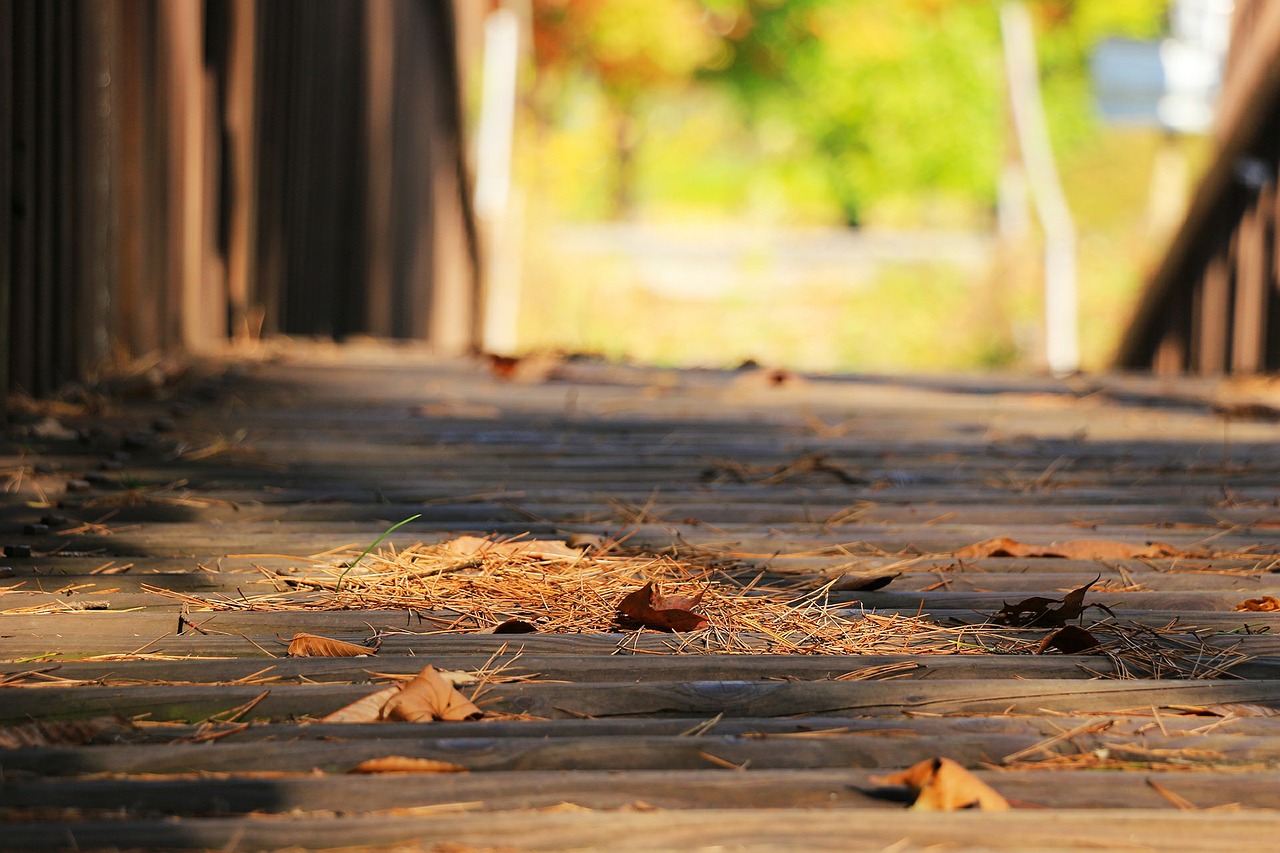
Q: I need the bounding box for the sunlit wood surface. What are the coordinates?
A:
[6,343,1280,849]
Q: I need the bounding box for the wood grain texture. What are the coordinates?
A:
[6,348,1280,848]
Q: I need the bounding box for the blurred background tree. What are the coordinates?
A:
[516,0,1193,371]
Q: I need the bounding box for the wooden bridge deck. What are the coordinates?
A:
[5,343,1280,850]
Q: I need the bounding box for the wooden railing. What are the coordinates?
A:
[1116,0,1280,374]
[1,0,479,408]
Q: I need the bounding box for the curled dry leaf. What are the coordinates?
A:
[287,632,378,658]
[481,618,537,634]
[829,572,899,592]
[1237,596,1280,612]
[382,665,484,722]
[957,537,1182,560]
[991,576,1102,628]
[871,757,1009,811]
[349,756,468,774]
[322,685,401,724]
[1036,625,1101,654]
[322,665,483,723]
[616,581,708,632]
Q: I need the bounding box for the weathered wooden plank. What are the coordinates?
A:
[7,808,1280,852]
[5,768,1279,817]
[7,650,1252,685]
[5,729,1278,778]
[3,678,1279,725]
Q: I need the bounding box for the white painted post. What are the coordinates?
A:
[475,8,522,354]
[1001,2,1079,376]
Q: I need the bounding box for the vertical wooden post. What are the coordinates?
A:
[1195,244,1232,374]
[1232,187,1273,372]
[0,0,13,417]
[9,1,36,394]
[160,0,213,352]
[75,0,119,380]
[364,0,395,336]
[425,0,480,353]
[224,0,257,341]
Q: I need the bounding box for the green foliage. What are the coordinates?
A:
[528,0,1169,226]
[705,0,1005,225]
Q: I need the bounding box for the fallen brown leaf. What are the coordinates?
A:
[382,665,484,722]
[829,572,900,592]
[322,665,483,723]
[287,632,378,658]
[871,757,1009,811]
[616,582,708,632]
[957,537,1182,560]
[1036,625,1101,654]
[481,618,538,634]
[991,576,1103,628]
[322,685,401,724]
[349,756,468,774]
[1237,596,1280,612]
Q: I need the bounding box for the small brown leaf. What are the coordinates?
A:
[1053,575,1101,622]
[616,582,708,632]
[1036,625,1101,654]
[380,665,483,722]
[1237,596,1280,612]
[991,576,1101,628]
[287,633,377,658]
[871,757,1009,811]
[349,756,468,774]
[829,572,900,592]
[481,618,537,634]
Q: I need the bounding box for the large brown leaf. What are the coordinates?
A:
[871,757,1009,811]
[381,665,484,722]
[286,633,377,658]
[322,665,482,723]
[957,537,1181,560]
[1237,596,1280,612]
[616,582,708,632]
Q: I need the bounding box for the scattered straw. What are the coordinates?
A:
[153,536,987,656]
